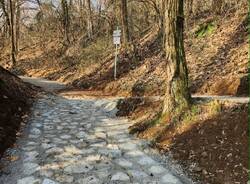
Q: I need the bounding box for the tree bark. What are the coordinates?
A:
[86,0,93,39]
[0,0,10,38]
[9,0,16,66]
[162,0,191,115]
[61,0,70,44]
[15,0,20,53]
[121,0,130,45]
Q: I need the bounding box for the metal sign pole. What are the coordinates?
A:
[113,27,121,80]
[114,43,118,80]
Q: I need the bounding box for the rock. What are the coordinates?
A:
[56,175,74,183]
[32,123,43,128]
[128,170,148,179]
[115,158,133,168]
[119,142,137,150]
[31,128,41,135]
[22,146,36,151]
[60,135,71,139]
[137,156,156,166]
[24,151,39,162]
[78,176,100,184]
[64,162,93,174]
[85,154,102,162]
[42,178,59,184]
[98,148,122,158]
[23,163,40,175]
[111,172,130,181]
[46,147,63,154]
[76,131,88,139]
[17,177,40,184]
[40,170,54,177]
[95,132,107,139]
[148,165,167,174]
[161,174,180,183]
[42,143,55,150]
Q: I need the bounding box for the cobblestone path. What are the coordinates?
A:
[0,93,187,184]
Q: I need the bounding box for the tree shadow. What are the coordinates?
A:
[11,45,80,82]
[167,105,248,184]
[71,35,162,90]
[190,16,248,94]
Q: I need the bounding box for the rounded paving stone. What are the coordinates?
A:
[77,176,100,184]
[111,172,130,181]
[64,162,93,174]
[42,178,59,184]
[149,165,168,174]
[17,177,40,184]
[23,163,40,175]
[56,175,74,183]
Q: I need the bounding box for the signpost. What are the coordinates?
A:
[113,28,121,80]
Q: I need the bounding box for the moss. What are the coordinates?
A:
[195,22,216,38]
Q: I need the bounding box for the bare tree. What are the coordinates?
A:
[121,0,130,45]
[86,0,93,39]
[9,0,16,65]
[15,0,20,52]
[61,0,70,44]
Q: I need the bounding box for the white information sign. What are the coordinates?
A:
[113,36,121,45]
[113,29,121,45]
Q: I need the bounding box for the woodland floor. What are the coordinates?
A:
[116,97,248,184]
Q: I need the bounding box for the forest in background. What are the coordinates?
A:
[0,0,248,183]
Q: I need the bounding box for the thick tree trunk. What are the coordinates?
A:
[121,0,130,45]
[9,0,16,66]
[86,0,93,39]
[162,0,191,115]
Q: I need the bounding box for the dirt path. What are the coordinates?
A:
[0,77,192,184]
[20,76,66,92]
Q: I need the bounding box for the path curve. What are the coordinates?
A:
[0,77,192,184]
[20,76,66,92]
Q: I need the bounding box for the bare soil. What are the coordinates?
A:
[117,99,248,184]
[0,67,37,157]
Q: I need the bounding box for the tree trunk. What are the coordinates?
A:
[0,0,11,38]
[9,0,16,66]
[61,0,70,44]
[121,0,130,45]
[15,0,20,53]
[162,0,191,115]
[86,0,93,39]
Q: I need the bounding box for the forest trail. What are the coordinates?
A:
[21,77,249,104]
[0,77,190,184]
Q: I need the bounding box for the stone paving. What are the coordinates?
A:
[0,94,186,184]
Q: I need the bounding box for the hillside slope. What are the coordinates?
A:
[0,3,247,97]
[0,67,37,157]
